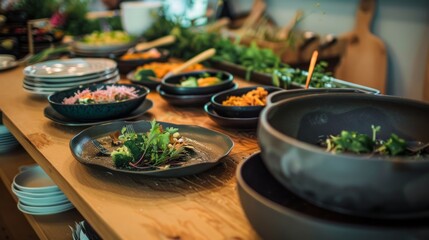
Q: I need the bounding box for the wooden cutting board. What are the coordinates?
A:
[424,48,429,102]
[335,0,387,94]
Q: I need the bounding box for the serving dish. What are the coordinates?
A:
[157,83,238,107]
[211,86,281,118]
[44,99,153,127]
[204,102,259,129]
[237,153,429,240]
[70,120,234,177]
[258,93,429,218]
[48,83,149,121]
[160,70,234,95]
[116,48,170,74]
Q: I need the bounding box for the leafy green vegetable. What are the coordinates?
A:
[111,120,190,170]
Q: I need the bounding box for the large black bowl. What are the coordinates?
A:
[237,153,429,240]
[211,86,282,118]
[48,83,149,121]
[160,70,233,95]
[258,93,429,219]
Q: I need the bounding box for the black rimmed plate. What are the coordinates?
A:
[157,83,238,107]
[116,49,169,74]
[204,102,258,129]
[127,70,160,90]
[70,120,234,177]
[237,153,429,240]
[44,99,153,127]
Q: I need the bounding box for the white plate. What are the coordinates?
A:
[24,68,117,83]
[72,39,136,52]
[23,58,117,78]
[0,54,18,71]
[18,201,74,215]
[11,184,63,198]
[13,166,60,193]
[24,70,119,87]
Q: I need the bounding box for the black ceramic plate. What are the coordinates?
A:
[157,83,238,107]
[44,99,153,126]
[160,70,233,95]
[116,49,169,74]
[237,153,429,240]
[70,120,234,177]
[204,102,258,129]
[127,70,160,90]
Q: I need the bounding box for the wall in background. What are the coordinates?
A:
[230,0,429,100]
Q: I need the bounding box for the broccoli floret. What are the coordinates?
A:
[111,146,133,168]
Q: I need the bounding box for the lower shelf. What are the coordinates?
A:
[0,147,84,240]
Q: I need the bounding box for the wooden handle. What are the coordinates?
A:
[240,0,266,32]
[170,48,216,75]
[305,50,319,89]
[355,0,376,33]
[277,10,303,40]
[206,17,231,32]
[134,35,176,52]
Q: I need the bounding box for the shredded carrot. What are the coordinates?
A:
[222,87,268,106]
[135,62,204,79]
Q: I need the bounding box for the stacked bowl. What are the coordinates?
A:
[157,70,237,107]
[205,86,281,129]
[23,58,119,96]
[12,165,74,215]
[236,90,429,239]
[0,123,19,153]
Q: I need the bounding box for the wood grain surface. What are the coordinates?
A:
[0,66,261,240]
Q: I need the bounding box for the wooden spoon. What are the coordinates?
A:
[129,35,176,53]
[168,48,216,76]
[276,10,303,40]
[305,50,319,89]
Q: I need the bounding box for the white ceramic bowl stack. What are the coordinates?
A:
[0,124,19,153]
[22,58,119,96]
[12,165,74,215]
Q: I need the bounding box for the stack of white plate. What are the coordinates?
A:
[0,124,19,153]
[12,165,74,215]
[23,58,119,95]
[71,40,135,58]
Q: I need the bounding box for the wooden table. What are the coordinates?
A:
[0,66,260,239]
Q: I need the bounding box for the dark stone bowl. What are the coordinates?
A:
[258,93,429,219]
[160,70,233,95]
[211,86,282,118]
[48,83,149,121]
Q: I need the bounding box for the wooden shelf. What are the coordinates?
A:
[0,147,84,240]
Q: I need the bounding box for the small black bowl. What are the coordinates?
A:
[48,83,150,121]
[157,83,238,107]
[161,70,234,95]
[127,70,160,90]
[204,102,258,129]
[116,49,169,74]
[211,86,282,118]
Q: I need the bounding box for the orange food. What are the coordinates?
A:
[197,77,221,87]
[135,62,204,79]
[222,87,268,106]
[120,49,162,60]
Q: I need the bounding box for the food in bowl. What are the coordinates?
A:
[62,85,139,105]
[222,87,268,106]
[82,31,134,45]
[120,48,161,61]
[134,62,204,81]
[179,72,222,87]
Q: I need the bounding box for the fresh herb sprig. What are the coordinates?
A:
[111,120,189,170]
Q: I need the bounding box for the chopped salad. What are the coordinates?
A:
[62,85,139,105]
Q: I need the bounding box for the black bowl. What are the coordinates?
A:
[211,86,282,118]
[116,49,169,74]
[237,153,429,240]
[160,70,233,95]
[204,102,258,129]
[267,88,373,105]
[48,83,149,121]
[127,70,160,90]
[258,93,429,218]
[157,83,238,107]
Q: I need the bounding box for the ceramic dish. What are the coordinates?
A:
[0,54,18,71]
[70,120,234,177]
[237,153,429,240]
[211,86,282,118]
[13,166,60,193]
[24,68,118,83]
[116,48,170,74]
[23,58,117,78]
[160,70,234,95]
[127,70,160,89]
[11,184,64,198]
[48,83,149,121]
[18,201,74,215]
[157,83,238,107]
[204,102,258,129]
[44,99,153,126]
[18,195,70,207]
